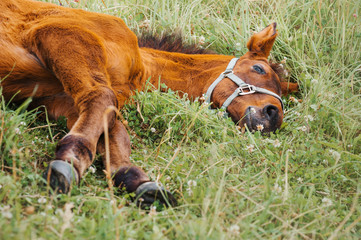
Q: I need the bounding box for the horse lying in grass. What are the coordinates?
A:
[0,0,298,207]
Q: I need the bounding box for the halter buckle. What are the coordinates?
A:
[237,84,256,95]
[222,70,234,75]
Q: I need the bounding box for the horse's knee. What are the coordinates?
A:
[77,86,118,121]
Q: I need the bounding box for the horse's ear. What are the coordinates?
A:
[280,82,299,96]
[246,22,278,59]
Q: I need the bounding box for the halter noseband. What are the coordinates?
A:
[205,58,284,115]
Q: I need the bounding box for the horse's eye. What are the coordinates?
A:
[253,65,266,75]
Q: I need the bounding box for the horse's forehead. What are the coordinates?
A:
[236,58,270,71]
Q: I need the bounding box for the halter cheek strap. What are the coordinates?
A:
[205,58,284,115]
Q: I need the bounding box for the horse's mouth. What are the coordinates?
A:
[240,106,281,133]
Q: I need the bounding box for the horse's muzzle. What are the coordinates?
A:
[243,105,281,132]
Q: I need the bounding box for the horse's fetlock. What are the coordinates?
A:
[56,135,94,168]
[113,166,149,193]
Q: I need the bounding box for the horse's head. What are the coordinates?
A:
[209,23,298,132]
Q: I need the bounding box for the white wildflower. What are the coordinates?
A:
[283,69,289,77]
[322,159,328,165]
[45,204,53,210]
[150,127,156,133]
[297,177,303,183]
[187,187,193,196]
[245,144,255,153]
[20,122,26,126]
[326,93,335,98]
[293,111,301,117]
[310,104,318,111]
[186,180,197,196]
[256,124,264,131]
[305,115,314,122]
[55,208,63,215]
[14,128,21,134]
[250,107,256,114]
[329,150,341,162]
[38,197,47,204]
[296,126,307,132]
[187,180,197,187]
[2,211,13,219]
[149,206,157,216]
[311,79,318,84]
[199,96,206,101]
[217,18,224,23]
[217,111,225,117]
[52,216,59,225]
[235,42,241,47]
[274,183,282,194]
[273,139,281,147]
[198,36,205,45]
[109,200,115,205]
[89,166,96,174]
[1,205,12,219]
[322,197,333,207]
[139,19,150,29]
[228,224,240,236]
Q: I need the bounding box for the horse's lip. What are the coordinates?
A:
[243,107,254,130]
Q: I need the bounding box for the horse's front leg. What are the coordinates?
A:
[26,25,120,193]
[97,121,177,207]
[28,25,176,206]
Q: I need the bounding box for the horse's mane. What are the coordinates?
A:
[137,32,214,54]
[137,32,288,82]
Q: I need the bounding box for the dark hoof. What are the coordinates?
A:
[43,160,79,194]
[135,182,177,208]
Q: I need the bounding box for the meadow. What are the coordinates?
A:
[0,0,360,239]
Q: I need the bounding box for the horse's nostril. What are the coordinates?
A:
[263,104,278,119]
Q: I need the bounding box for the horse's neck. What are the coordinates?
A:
[139,48,234,98]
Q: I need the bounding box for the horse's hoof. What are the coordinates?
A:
[135,182,177,208]
[43,160,79,194]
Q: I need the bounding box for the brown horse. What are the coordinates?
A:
[0,0,298,206]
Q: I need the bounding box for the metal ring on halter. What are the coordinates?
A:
[237,84,256,96]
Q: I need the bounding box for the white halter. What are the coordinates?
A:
[205,58,284,115]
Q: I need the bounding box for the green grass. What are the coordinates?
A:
[1,0,360,239]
